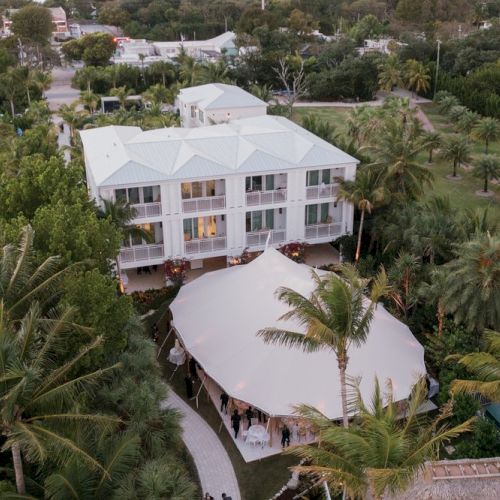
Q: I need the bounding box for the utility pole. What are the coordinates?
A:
[261,0,265,10]
[433,39,441,99]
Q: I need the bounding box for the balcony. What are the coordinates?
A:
[246,189,287,206]
[306,184,339,200]
[130,202,162,219]
[182,195,226,213]
[246,229,286,247]
[185,236,227,255]
[119,243,164,264]
[305,223,342,240]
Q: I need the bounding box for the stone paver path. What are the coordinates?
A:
[162,391,241,500]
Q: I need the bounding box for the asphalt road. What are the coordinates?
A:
[45,66,80,111]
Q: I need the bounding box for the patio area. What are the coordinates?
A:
[195,368,317,463]
[303,243,339,267]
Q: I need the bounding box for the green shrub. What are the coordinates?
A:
[131,286,179,314]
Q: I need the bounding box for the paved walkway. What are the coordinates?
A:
[162,391,241,500]
[45,66,80,111]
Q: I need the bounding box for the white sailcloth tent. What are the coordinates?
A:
[170,249,426,420]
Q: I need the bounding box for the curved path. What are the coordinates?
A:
[162,391,241,500]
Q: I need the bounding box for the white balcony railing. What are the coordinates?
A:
[184,236,227,255]
[306,184,339,200]
[130,202,162,219]
[246,229,286,247]
[246,189,287,206]
[119,243,164,263]
[182,195,226,213]
[305,223,342,240]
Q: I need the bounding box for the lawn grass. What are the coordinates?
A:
[155,324,297,500]
[292,104,500,217]
[292,107,351,136]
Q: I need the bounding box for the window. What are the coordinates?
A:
[322,169,330,184]
[192,182,203,198]
[265,209,274,229]
[246,210,274,232]
[265,175,275,191]
[190,106,196,118]
[198,109,204,123]
[143,186,153,203]
[305,205,318,225]
[206,180,216,197]
[307,170,319,186]
[246,175,262,192]
[181,183,191,199]
[320,203,329,223]
[128,188,140,204]
[115,189,126,202]
[183,218,199,241]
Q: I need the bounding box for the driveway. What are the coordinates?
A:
[45,66,80,111]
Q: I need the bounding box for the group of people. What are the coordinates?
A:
[136,265,158,275]
[204,494,232,500]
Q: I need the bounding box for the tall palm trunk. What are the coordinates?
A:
[12,442,26,494]
[428,148,433,163]
[453,159,457,177]
[355,208,365,263]
[485,139,489,154]
[338,354,349,428]
[26,88,31,106]
[483,175,488,193]
[9,98,15,117]
[437,302,444,336]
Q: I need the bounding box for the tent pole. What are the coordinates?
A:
[195,374,207,409]
[157,327,173,359]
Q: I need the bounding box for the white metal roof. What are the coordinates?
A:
[80,115,358,188]
[170,248,427,419]
[153,31,236,50]
[178,83,268,110]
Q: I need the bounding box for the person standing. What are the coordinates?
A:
[184,374,194,399]
[220,392,229,414]
[281,424,291,448]
[231,410,241,439]
[222,494,232,500]
[245,406,253,429]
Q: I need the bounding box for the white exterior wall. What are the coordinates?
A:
[177,96,267,128]
[95,163,356,270]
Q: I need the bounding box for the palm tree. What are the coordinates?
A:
[437,95,460,115]
[98,199,153,279]
[473,155,500,193]
[290,378,473,500]
[455,110,479,137]
[197,61,232,85]
[338,168,386,262]
[59,102,86,139]
[378,55,404,91]
[149,61,175,87]
[257,265,388,428]
[473,117,500,154]
[110,86,134,110]
[75,66,99,93]
[443,233,500,332]
[250,83,273,103]
[142,84,170,106]
[80,90,99,114]
[448,329,500,400]
[369,118,433,200]
[418,266,449,336]
[179,55,201,87]
[0,67,22,116]
[301,114,338,144]
[448,105,468,122]
[0,226,121,494]
[441,134,471,178]
[421,130,441,163]
[405,59,431,97]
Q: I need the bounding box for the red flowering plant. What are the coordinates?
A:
[164,258,190,286]
[227,247,253,266]
[278,241,307,263]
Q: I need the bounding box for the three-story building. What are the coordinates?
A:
[80,115,358,272]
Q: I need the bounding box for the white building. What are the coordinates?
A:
[154,31,237,60]
[80,115,358,272]
[112,31,237,65]
[176,84,268,127]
